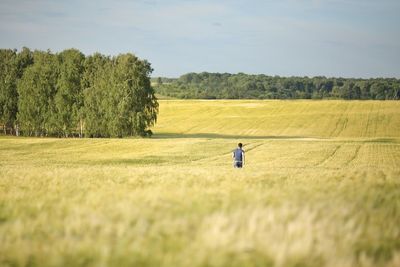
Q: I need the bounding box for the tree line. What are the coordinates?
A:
[153,72,400,100]
[0,48,158,137]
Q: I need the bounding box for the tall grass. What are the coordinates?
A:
[1,100,399,267]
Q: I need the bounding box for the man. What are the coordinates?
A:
[232,143,245,168]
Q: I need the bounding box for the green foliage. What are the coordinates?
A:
[55,49,85,137]
[82,53,111,137]
[0,48,158,137]
[0,49,19,134]
[83,53,158,137]
[17,50,58,136]
[154,72,400,100]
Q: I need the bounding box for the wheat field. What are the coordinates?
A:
[1,100,400,267]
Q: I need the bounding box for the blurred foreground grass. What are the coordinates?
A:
[1,100,400,267]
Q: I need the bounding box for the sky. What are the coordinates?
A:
[0,0,399,78]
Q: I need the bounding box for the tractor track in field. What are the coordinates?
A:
[188,141,266,164]
[329,103,351,138]
[316,143,343,167]
[244,142,265,153]
[345,144,362,166]
[363,104,374,137]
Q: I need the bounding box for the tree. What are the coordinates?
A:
[55,49,85,137]
[16,47,34,78]
[0,49,18,135]
[1,48,159,137]
[83,53,158,137]
[106,53,158,137]
[393,84,400,100]
[82,53,111,137]
[17,50,58,136]
[154,72,400,100]
[370,82,386,100]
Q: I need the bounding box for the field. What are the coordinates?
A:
[1,100,400,267]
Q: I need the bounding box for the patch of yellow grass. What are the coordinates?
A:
[155,100,400,138]
[0,100,399,267]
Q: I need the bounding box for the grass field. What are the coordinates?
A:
[1,100,400,267]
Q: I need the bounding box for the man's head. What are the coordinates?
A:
[238,143,243,148]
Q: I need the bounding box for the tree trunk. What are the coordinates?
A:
[80,119,83,138]
[15,124,19,137]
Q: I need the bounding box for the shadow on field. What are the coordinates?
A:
[153,132,309,140]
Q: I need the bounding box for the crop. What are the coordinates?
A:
[1,100,399,267]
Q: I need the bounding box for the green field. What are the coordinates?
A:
[1,100,400,267]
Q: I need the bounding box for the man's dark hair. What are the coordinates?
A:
[238,143,243,148]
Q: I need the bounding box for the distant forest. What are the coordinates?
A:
[153,72,400,100]
[0,48,158,137]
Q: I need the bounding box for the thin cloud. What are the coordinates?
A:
[0,0,399,78]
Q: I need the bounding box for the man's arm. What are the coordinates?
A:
[242,151,245,165]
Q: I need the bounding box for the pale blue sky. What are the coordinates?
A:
[1,0,399,78]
